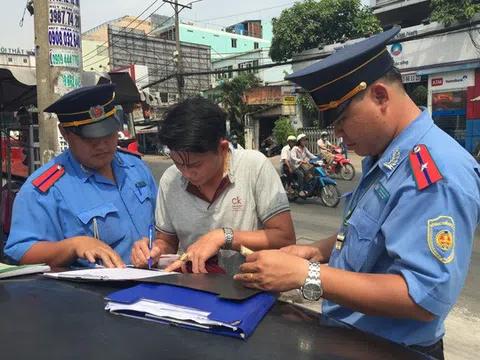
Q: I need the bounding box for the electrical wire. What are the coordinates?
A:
[82,0,160,62]
[84,7,175,68]
[19,0,30,27]
[196,2,295,22]
[83,2,167,66]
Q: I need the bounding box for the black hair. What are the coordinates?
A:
[353,66,404,102]
[380,66,403,85]
[158,96,227,153]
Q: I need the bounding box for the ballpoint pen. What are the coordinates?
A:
[148,224,153,269]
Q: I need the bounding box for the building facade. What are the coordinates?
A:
[151,20,271,59]
[212,48,292,88]
[0,47,35,68]
[291,17,480,154]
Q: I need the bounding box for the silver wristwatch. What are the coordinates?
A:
[301,261,323,301]
[222,228,234,250]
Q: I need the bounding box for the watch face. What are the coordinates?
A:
[303,283,323,301]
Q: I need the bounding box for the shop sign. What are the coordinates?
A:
[0,47,34,55]
[429,70,474,90]
[245,87,283,105]
[283,95,296,105]
[402,74,421,84]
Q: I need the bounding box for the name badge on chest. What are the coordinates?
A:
[373,181,390,203]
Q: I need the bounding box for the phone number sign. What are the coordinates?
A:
[48,26,80,49]
[49,4,80,28]
[50,49,80,68]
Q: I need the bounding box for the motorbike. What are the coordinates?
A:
[281,158,341,208]
[156,145,171,159]
[260,136,282,158]
[325,146,356,181]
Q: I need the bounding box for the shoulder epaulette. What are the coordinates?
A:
[409,144,443,190]
[117,147,142,159]
[32,164,66,193]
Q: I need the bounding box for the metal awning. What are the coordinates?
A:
[136,124,158,134]
[0,66,37,111]
[97,71,142,104]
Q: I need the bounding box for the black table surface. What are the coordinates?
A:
[0,276,431,360]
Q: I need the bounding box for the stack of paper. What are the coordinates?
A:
[106,299,238,331]
[0,262,51,279]
[44,267,176,281]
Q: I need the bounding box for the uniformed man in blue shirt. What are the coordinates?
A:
[234,28,480,359]
[4,84,157,268]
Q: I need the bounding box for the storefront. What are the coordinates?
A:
[427,69,474,148]
[385,24,480,153]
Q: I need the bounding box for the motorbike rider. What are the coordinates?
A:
[317,131,335,165]
[280,135,297,187]
[291,134,315,197]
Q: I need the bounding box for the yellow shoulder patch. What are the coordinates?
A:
[427,216,455,264]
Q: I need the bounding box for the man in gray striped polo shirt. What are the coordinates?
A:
[131,97,295,275]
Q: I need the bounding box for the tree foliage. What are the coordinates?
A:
[272,116,297,146]
[216,72,262,126]
[269,0,382,62]
[431,0,480,27]
[215,72,262,145]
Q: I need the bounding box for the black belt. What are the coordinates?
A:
[409,338,444,360]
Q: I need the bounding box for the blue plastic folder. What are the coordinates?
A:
[105,283,277,339]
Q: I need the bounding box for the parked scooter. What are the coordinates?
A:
[281,157,341,207]
[260,136,282,157]
[156,145,171,159]
[325,146,356,181]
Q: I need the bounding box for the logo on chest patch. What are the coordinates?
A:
[231,196,243,211]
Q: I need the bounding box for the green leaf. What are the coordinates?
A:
[269,0,382,62]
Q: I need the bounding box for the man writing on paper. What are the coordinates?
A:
[131,97,295,275]
[5,84,157,268]
[234,29,480,359]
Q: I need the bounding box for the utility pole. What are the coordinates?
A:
[174,0,184,101]
[34,0,59,164]
[163,0,200,101]
[34,0,83,164]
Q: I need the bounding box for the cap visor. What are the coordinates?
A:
[322,99,352,127]
[72,114,122,139]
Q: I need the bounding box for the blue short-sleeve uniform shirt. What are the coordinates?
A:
[5,149,158,266]
[322,109,480,346]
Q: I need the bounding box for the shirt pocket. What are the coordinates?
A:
[76,203,126,248]
[129,183,155,221]
[344,206,379,272]
[132,184,154,204]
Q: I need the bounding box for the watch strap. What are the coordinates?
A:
[222,227,234,250]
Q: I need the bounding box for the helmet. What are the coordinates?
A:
[297,134,307,142]
[231,135,238,139]
[287,135,296,142]
[321,131,328,137]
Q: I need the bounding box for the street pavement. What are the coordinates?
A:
[144,153,479,360]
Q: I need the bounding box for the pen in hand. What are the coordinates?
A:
[148,224,153,269]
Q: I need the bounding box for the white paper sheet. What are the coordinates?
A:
[44,267,177,281]
[106,299,237,330]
